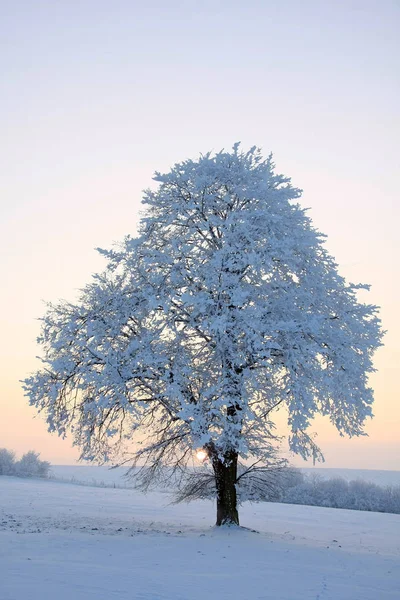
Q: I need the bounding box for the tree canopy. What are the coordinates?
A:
[23,145,383,524]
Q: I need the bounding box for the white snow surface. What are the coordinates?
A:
[1,476,399,600]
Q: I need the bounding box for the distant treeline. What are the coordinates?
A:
[176,465,400,515]
[0,448,50,478]
[2,450,399,515]
[280,472,400,514]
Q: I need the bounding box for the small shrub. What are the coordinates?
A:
[282,473,400,514]
[0,448,51,479]
[14,451,51,478]
[0,448,16,475]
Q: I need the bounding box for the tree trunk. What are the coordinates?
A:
[212,450,239,526]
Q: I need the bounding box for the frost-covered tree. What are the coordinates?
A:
[23,145,383,525]
[15,451,51,478]
[0,448,16,475]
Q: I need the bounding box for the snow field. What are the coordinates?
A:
[1,476,399,600]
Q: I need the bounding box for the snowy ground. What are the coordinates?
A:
[1,477,399,600]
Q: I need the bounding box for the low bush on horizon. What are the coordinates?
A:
[171,464,400,515]
[130,462,400,515]
[0,448,50,479]
[172,466,400,514]
[282,473,400,514]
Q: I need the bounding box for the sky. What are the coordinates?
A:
[1,0,399,469]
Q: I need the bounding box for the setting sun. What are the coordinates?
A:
[196,449,207,462]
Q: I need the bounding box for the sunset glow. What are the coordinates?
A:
[196,450,207,462]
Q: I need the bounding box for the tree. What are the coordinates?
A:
[0,448,16,475]
[15,451,51,478]
[23,145,383,525]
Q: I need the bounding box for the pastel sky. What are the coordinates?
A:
[1,1,399,469]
